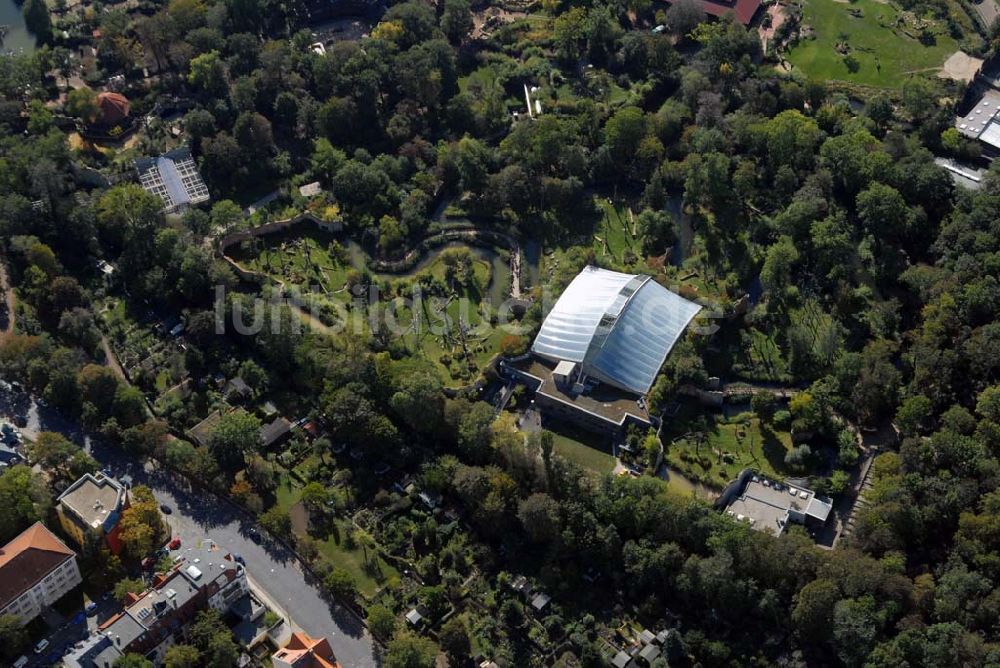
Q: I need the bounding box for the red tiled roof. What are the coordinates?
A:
[275,632,342,668]
[97,91,131,125]
[0,522,75,609]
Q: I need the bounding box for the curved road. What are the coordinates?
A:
[0,388,379,668]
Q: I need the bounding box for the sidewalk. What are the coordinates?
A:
[248,574,294,647]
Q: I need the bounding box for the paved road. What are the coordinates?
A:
[974,0,999,28]
[0,386,379,668]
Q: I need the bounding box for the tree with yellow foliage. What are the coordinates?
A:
[119,486,165,559]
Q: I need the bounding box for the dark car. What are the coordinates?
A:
[160,504,172,514]
[247,527,261,543]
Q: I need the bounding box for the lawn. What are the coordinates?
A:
[232,229,356,294]
[547,425,618,474]
[594,197,639,264]
[664,415,794,488]
[315,518,401,599]
[785,0,959,87]
[274,473,302,514]
[235,229,512,385]
[273,473,400,599]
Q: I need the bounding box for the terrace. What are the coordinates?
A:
[723,474,833,536]
[510,358,652,431]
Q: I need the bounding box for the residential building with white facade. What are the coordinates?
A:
[0,522,82,625]
[65,539,250,667]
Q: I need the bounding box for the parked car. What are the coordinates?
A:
[34,638,50,654]
[13,655,28,668]
[233,553,245,566]
[85,602,98,616]
[168,537,181,550]
[160,504,172,514]
[247,527,261,543]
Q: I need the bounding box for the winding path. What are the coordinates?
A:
[219,214,527,303]
[0,259,15,335]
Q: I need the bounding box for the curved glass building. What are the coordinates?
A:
[531,266,702,395]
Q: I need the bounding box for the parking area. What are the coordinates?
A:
[13,589,120,667]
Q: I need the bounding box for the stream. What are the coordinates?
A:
[660,465,719,500]
[1,0,37,55]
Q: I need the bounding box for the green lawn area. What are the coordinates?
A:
[274,472,302,513]
[786,0,959,87]
[232,229,356,294]
[547,426,617,474]
[594,197,639,264]
[664,415,794,488]
[231,228,511,385]
[315,518,401,599]
[273,474,399,599]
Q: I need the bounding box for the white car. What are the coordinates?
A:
[34,638,50,654]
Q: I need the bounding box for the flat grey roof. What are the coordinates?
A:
[102,610,146,650]
[516,358,651,426]
[612,650,633,668]
[64,634,123,668]
[956,89,1000,140]
[725,477,831,535]
[639,644,661,662]
[58,473,126,530]
[981,121,1000,150]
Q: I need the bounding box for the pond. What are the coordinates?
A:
[666,197,691,267]
[660,464,718,500]
[521,238,542,289]
[1,0,37,55]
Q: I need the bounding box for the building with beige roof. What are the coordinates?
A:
[57,472,130,554]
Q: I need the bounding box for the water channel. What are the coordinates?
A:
[1,0,37,55]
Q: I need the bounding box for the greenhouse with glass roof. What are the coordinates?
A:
[531,266,702,396]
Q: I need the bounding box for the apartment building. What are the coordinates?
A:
[66,539,250,667]
[0,522,82,625]
[57,473,130,554]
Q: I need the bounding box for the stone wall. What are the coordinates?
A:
[218,212,343,283]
